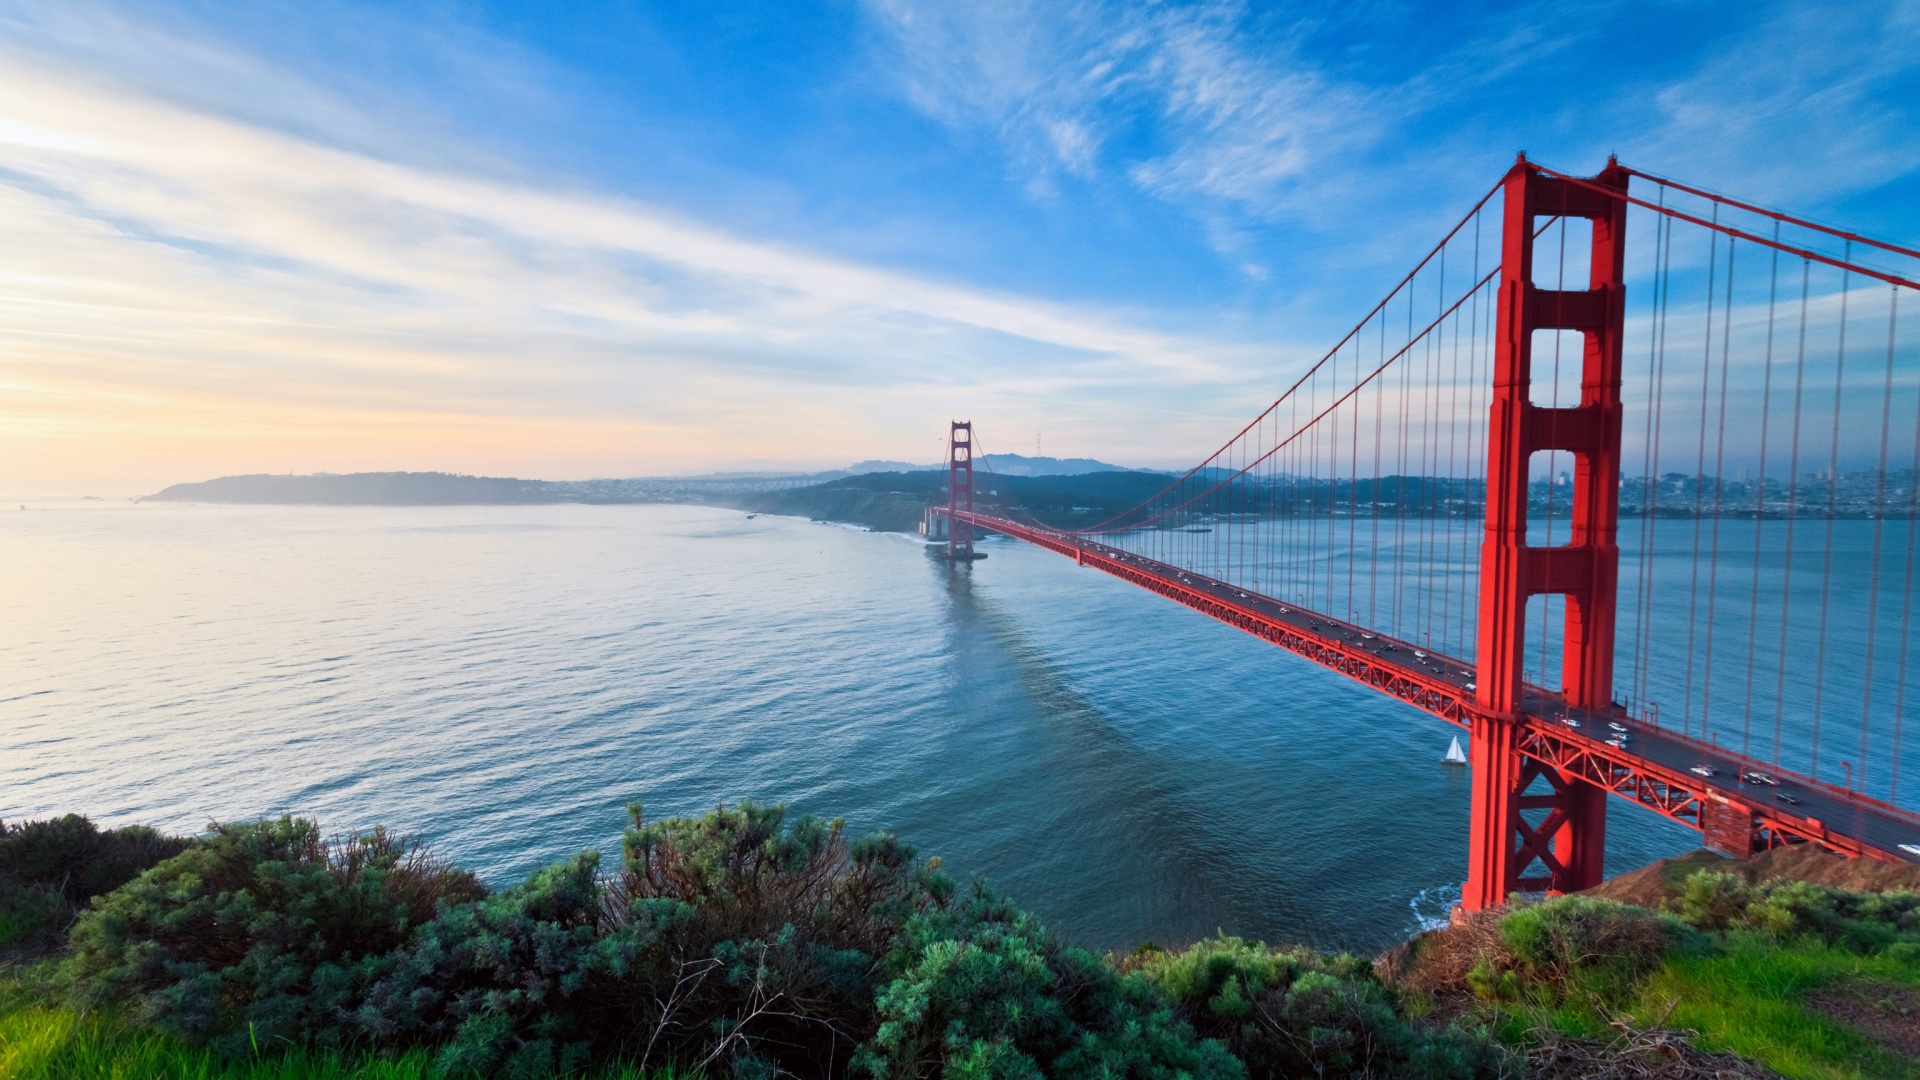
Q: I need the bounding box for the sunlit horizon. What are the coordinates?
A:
[3,1,1915,495]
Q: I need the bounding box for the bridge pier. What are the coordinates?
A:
[1466,155,1628,910]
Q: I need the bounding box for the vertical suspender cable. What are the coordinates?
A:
[1636,206,1674,715]
[1891,305,1919,805]
[1701,240,1737,741]
[1684,223,1722,737]
[1742,228,1783,756]
[1370,306,1386,627]
[1460,218,1485,658]
[1811,249,1853,781]
[1395,289,1412,638]
[1349,337,1362,621]
[1859,286,1900,793]
[1774,262,1812,767]
[1442,254,1466,656]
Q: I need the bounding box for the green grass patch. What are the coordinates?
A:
[1634,932,1920,1080]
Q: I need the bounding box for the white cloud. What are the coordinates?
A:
[0,35,1285,483]
[864,0,1377,219]
[1630,1,1920,208]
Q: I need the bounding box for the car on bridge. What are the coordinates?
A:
[1742,771,1777,786]
[1690,764,1717,777]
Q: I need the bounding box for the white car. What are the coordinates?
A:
[1901,844,1920,858]
[1690,764,1717,778]
[1608,722,1627,733]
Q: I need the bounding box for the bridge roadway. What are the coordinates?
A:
[952,511,1920,868]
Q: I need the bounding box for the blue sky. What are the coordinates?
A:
[1,0,1916,489]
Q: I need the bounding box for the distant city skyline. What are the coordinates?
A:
[1,1,1916,496]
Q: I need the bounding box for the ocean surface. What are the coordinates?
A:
[4,498,1787,954]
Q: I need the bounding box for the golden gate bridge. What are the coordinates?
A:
[930,155,1920,912]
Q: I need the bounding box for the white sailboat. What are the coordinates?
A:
[1442,736,1468,766]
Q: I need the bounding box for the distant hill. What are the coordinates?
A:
[143,454,1157,509]
[738,469,1173,533]
[144,472,569,505]
[138,466,1172,535]
[831,454,1152,478]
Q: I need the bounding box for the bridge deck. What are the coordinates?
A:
[955,511,1920,868]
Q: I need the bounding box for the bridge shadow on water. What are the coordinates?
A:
[918,559,1369,954]
[904,540,1702,956]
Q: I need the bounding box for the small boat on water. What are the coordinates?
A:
[1442,736,1468,766]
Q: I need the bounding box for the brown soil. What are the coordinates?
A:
[1586,850,1734,908]
[1805,981,1920,1059]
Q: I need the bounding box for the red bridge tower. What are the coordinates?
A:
[1467,156,1630,909]
[947,420,976,561]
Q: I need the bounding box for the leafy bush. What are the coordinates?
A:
[1673,870,1920,952]
[858,884,1243,1080]
[0,815,190,949]
[1137,935,1505,1080]
[1,814,191,905]
[1495,896,1682,993]
[0,883,68,950]
[65,816,483,1056]
[355,851,610,1079]
[353,801,954,1078]
[606,800,954,1078]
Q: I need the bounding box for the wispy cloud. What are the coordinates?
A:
[864,0,1379,217]
[1629,1,1920,208]
[0,25,1280,487]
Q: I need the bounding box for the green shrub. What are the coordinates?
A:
[0,884,67,949]
[1673,871,1753,933]
[605,800,953,1078]
[1139,935,1505,1079]
[1673,869,1920,952]
[65,816,482,1057]
[857,884,1242,1080]
[0,814,190,905]
[354,801,954,1078]
[1494,895,1681,996]
[0,815,191,950]
[356,851,610,1079]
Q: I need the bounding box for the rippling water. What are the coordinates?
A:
[2,501,1703,952]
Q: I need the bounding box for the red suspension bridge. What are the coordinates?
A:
[931,156,1920,911]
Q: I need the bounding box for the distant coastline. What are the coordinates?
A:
[142,462,1917,533]
[138,458,1166,533]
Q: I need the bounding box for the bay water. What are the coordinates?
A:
[5,501,1740,952]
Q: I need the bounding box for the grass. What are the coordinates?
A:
[1631,932,1920,1080]
[1463,931,1920,1080]
[0,964,692,1080]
